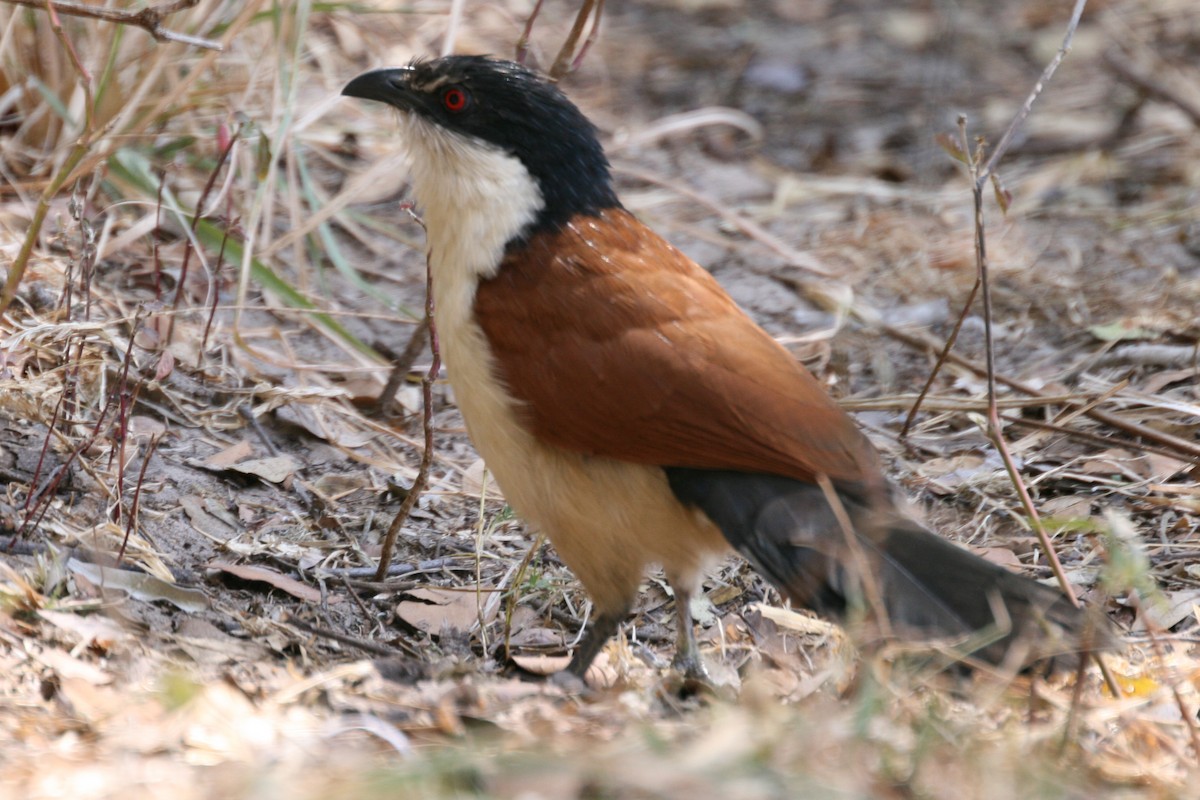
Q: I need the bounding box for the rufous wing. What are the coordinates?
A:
[473,208,881,490]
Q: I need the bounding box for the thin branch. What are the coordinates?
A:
[902,0,1088,427]
[977,0,1089,184]
[1103,48,1200,129]
[885,324,1200,462]
[373,317,430,416]
[0,0,223,50]
[900,269,980,439]
[375,208,438,581]
[514,0,545,64]
[548,0,602,80]
[816,474,892,639]
[1130,595,1200,760]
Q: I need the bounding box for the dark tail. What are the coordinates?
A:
[666,468,1106,669]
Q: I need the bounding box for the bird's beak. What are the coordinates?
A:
[342,67,416,109]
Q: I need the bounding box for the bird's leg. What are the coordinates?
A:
[566,608,626,678]
[669,582,709,681]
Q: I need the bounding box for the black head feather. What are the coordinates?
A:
[344,55,620,234]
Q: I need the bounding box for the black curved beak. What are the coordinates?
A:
[342,67,416,109]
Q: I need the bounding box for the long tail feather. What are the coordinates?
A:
[667,467,1107,669]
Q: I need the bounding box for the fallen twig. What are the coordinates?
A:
[0,0,223,50]
[901,0,1090,428]
[1103,48,1200,128]
[374,207,438,581]
[885,324,1200,463]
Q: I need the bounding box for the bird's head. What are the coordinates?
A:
[343,55,619,238]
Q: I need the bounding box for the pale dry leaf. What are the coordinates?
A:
[507,627,567,648]
[511,652,620,688]
[916,453,988,487]
[31,645,113,685]
[68,559,209,613]
[975,547,1023,568]
[752,603,837,636]
[275,402,376,449]
[1088,321,1156,342]
[154,349,175,381]
[688,591,719,627]
[511,653,571,676]
[310,472,372,498]
[204,440,254,468]
[175,683,289,764]
[1133,589,1200,632]
[55,677,125,728]
[127,415,167,440]
[1079,448,1137,477]
[38,609,132,649]
[1144,453,1191,482]
[396,586,497,634]
[208,562,336,605]
[461,457,492,498]
[224,455,300,483]
[1141,368,1197,395]
[173,622,272,666]
[1041,495,1094,519]
[180,495,238,539]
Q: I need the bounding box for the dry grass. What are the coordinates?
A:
[1,0,1199,797]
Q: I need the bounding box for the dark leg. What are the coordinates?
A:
[566,609,626,678]
[669,582,709,681]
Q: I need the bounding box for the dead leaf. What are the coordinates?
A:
[975,547,1022,568]
[38,609,131,649]
[1141,368,1197,394]
[507,627,567,648]
[512,653,571,676]
[180,495,237,538]
[1041,495,1094,519]
[224,455,300,483]
[396,586,497,634]
[462,458,495,498]
[751,603,837,636]
[1079,448,1137,477]
[30,645,114,685]
[154,349,175,381]
[917,454,989,487]
[275,403,376,449]
[209,562,336,604]
[174,617,272,665]
[512,653,618,688]
[310,472,371,498]
[127,415,167,440]
[1088,321,1156,341]
[1144,453,1191,482]
[1133,589,1200,632]
[204,440,254,469]
[688,592,719,627]
[68,559,209,613]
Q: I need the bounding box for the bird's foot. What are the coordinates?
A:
[663,652,716,698]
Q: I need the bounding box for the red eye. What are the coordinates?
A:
[442,87,469,112]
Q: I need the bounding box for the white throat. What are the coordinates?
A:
[395,113,544,484]
[400,114,544,286]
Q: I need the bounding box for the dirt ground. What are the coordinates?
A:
[1,0,1199,797]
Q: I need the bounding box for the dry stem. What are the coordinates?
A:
[0,0,222,49]
[374,209,439,581]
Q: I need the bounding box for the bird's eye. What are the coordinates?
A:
[441,87,470,112]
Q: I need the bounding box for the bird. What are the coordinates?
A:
[342,55,1101,682]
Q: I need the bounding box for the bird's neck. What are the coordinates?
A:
[402,115,543,292]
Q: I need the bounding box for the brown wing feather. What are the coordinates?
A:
[474,208,882,489]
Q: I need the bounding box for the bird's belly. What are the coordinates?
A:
[437,313,728,612]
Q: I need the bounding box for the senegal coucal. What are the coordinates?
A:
[342,55,1098,680]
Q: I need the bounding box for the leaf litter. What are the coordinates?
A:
[1,0,1199,796]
